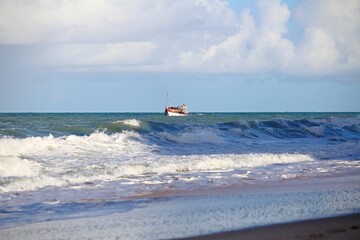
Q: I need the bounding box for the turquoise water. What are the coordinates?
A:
[1,112,359,138]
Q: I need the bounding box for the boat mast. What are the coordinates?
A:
[166,91,171,107]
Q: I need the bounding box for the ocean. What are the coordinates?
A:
[1,112,360,239]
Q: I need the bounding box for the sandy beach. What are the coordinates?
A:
[1,207,359,240]
[185,214,360,240]
[1,174,359,240]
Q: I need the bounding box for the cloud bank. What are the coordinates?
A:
[0,0,359,76]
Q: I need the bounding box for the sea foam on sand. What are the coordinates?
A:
[1,174,359,240]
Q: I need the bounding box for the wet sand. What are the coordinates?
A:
[183,214,360,240]
[0,174,359,240]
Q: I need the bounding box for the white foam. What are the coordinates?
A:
[114,119,142,128]
[3,129,358,194]
[0,131,153,192]
[113,153,314,177]
[0,131,145,160]
[231,171,251,179]
[0,133,315,193]
[0,156,41,178]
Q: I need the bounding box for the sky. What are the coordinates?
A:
[0,0,359,112]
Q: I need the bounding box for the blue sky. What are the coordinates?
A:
[0,0,359,112]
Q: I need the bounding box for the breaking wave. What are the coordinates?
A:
[0,129,315,192]
[113,119,142,128]
[0,113,359,193]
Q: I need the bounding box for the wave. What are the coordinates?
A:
[0,156,41,178]
[218,117,360,140]
[159,127,225,144]
[113,153,314,176]
[113,119,142,128]
[0,130,315,192]
[1,114,359,141]
[0,131,153,192]
[105,117,360,149]
[0,131,146,157]
[1,131,359,193]
[1,114,359,193]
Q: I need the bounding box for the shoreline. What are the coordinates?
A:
[183,213,360,240]
[1,173,359,240]
[127,171,360,200]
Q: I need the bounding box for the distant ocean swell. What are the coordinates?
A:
[0,113,360,194]
[1,114,360,139]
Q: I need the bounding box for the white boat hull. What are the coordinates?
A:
[166,111,188,116]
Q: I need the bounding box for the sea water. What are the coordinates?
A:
[0,112,360,236]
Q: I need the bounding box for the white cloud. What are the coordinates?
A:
[41,42,157,68]
[0,0,236,44]
[293,0,360,74]
[0,0,238,70]
[0,0,359,76]
[295,27,340,73]
[179,0,295,73]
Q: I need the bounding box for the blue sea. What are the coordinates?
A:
[0,112,360,239]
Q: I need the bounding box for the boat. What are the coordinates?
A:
[165,104,189,116]
[165,93,189,116]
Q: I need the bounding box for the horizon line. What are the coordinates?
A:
[1,111,359,114]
